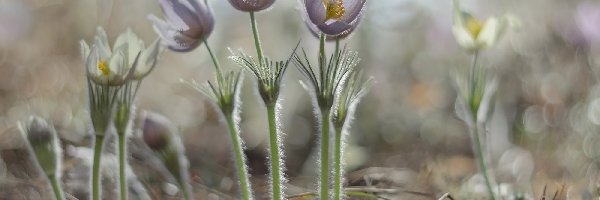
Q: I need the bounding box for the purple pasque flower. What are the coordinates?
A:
[148,0,214,52]
[228,0,275,12]
[303,0,366,36]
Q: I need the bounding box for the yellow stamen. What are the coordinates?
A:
[466,16,484,38]
[97,59,110,76]
[324,0,345,21]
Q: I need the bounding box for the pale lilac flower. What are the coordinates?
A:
[228,0,275,12]
[576,2,600,45]
[148,0,214,52]
[303,0,366,36]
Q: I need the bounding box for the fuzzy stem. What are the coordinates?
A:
[179,178,191,200]
[118,132,128,200]
[203,40,224,83]
[333,126,343,200]
[468,52,496,200]
[92,135,105,200]
[49,174,65,200]
[266,104,283,199]
[225,113,253,200]
[249,12,264,64]
[472,122,496,200]
[319,108,331,200]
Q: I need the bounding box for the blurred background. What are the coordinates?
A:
[1,0,600,199]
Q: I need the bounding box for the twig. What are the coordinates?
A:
[438,192,455,200]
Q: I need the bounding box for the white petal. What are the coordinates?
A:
[95,27,112,56]
[134,38,161,79]
[79,40,90,61]
[476,17,502,49]
[452,26,477,50]
[110,47,128,79]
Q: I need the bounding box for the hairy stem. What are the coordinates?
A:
[118,132,128,200]
[266,104,283,199]
[92,135,105,200]
[468,52,495,200]
[320,109,331,200]
[48,175,65,200]
[471,122,496,200]
[225,113,253,200]
[249,12,264,64]
[334,126,343,200]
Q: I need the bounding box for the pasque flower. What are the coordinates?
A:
[303,0,366,36]
[148,0,214,52]
[228,0,275,12]
[80,27,139,86]
[452,0,517,52]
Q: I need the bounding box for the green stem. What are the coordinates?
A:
[92,135,105,200]
[203,40,224,83]
[319,33,326,65]
[469,52,479,114]
[118,133,128,200]
[179,178,191,200]
[49,175,65,200]
[468,52,495,200]
[333,126,343,200]
[266,104,282,200]
[225,113,252,200]
[249,12,264,64]
[320,109,331,200]
[472,123,496,200]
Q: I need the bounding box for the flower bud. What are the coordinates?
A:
[19,116,62,177]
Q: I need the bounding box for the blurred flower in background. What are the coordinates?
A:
[0,0,32,47]
[148,0,214,52]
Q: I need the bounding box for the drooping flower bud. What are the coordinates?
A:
[228,0,275,12]
[18,116,62,177]
[141,111,192,199]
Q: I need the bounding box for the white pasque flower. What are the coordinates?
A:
[80,27,133,86]
[452,0,518,52]
[112,28,162,80]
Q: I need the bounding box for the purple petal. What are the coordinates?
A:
[305,0,326,24]
[228,0,275,12]
[317,20,352,35]
[341,0,366,23]
[170,0,203,32]
[158,0,190,30]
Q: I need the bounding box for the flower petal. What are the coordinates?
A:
[79,40,90,61]
[158,0,191,31]
[305,0,326,24]
[476,17,501,49]
[94,27,111,56]
[317,20,352,35]
[452,26,476,50]
[110,45,128,78]
[134,38,162,79]
[341,0,366,23]
[228,0,275,12]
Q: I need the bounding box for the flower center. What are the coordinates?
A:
[466,17,484,38]
[324,0,345,21]
[97,59,110,76]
